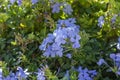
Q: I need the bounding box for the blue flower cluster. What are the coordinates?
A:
[51,2,73,15]
[39,18,80,57]
[9,0,73,15]
[98,14,118,28]
[0,67,46,80]
[110,53,120,75]
[10,0,39,5]
[9,0,22,6]
[78,66,97,80]
[98,16,104,28]
[97,53,120,75]
[1,67,29,80]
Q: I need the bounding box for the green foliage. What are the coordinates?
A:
[1,0,120,79]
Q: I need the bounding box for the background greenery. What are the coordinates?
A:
[1,0,120,80]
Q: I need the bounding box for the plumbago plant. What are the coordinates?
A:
[1,0,120,80]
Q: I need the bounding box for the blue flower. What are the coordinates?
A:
[51,2,61,13]
[118,37,120,42]
[66,53,72,59]
[39,33,55,51]
[117,37,120,50]
[51,2,73,15]
[0,68,2,80]
[37,69,45,80]
[56,49,63,57]
[97,58,106,66]
[52,43,63,56]
[10,0,16,4]
[31,0,38,4]
[88,70,97,78]
[63,3,73,15]
[43,45,54,57]
[78,66,97,80]
[3,67,29,80]
[116,71,120,75]
[98,16,104,28]
[17,0,22,6]
[16,67,29,79]
[116,54,120,62]
[110,53,116,61]
[64,70,70,80]
[4,72,17,80]
[111,14,117,24]
[57,18,77,28]
[109,53,120,75]
[117,43,120,50]
[72,41,80,48]
[110,53,120,63]
[53,28,67,45]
